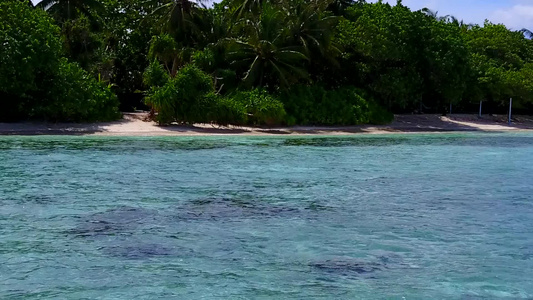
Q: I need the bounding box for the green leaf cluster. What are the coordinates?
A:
[0,0,119,122]
[5,0,533,124]
[280,85,392,125]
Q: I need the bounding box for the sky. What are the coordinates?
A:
[370,0,533,30]
[31,0,533,31]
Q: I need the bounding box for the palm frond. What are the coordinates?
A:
[521,28,533,39]
[36,0,56,10]
[243,55,262,85]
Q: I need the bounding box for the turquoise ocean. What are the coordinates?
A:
[1,133,532,299]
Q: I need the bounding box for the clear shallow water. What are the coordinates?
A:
[1,133,532,299]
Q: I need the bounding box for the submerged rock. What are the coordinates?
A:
[67,207,181,260]
[310,257,384,276]
[174,198,302,221]
[68,206,156,237]
[310,252,414,279]
[102,242,177,260]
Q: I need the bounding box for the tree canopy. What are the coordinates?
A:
[2,0,533,123]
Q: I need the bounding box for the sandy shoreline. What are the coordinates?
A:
[1,113,532,136]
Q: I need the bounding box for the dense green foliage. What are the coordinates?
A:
[3,0,533,123]
[0,0,119,121]
[145,65,214,124]
[281,85,393,125]
[145,65,285,125]
[229,89,286,125]
[40,59,120,121]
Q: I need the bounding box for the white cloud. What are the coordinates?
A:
[370,0,533,30]
[491,4,533,30]
[29,0,533,30]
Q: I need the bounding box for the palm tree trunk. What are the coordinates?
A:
[171,56,179,77]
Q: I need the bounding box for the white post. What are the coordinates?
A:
[508,98,513,125]
[479,100,483,118]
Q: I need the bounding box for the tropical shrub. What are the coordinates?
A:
[0,0,62,120]
[61,16,104,71]
[214,69,239,93]
[143,61,170,88]
[192,48,216,72]
[0,0,120,122]
[35,59,121,122]
[144,78,179,124]
[228,89,287,125]
[367,101,395,125]
[209,95,248,126]
[280,85,392,125]
[145,65,215,124]
[145,66,286,126]
[6,0,533,123]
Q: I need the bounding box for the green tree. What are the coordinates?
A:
[464,22,533,109]
[335,1,470,112]
[335,2,424,110]
[97,0,161,109]
[285,0,339,58]
[284,0,341,83]
[1,0,62,120]
[0,0,119,121]
[61,16,104,71]
[36,0,104,23]
[147,0,207,44]
[228,2,309,88]
[225,0,274,19]
[327,0,354,15]
[145,65,215,124]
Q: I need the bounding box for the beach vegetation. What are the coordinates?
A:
[0,0,119,122]
[2,0,533,123]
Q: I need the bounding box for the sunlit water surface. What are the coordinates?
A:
[1,133,533,299]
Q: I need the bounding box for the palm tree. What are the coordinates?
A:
[520,28,533,39]
[421,8,440,19]
[228,0,273,19]
[147,0,209,46]
[285,0,339,58]
[421,9,475,33]
[436,14,474,29]
[326,0,354,15]
[228,3,309,87]
[144,0,212,78]
[36,0,103,21]
[439,14,456,23]
[20,0,34,7]
[285,0,341,81]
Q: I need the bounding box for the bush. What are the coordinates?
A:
[148,34,178,63]
[145,65,215,124]
[143,61,170,88]
[367,101,394,125]
[144,67,284,126]
[229,89,286,125]
[214,69,238,93]
[0,0,120,122]
[61,16,104,71]
[145,79,178,124]
[209,94,248,126]
[280,85,393,125]
[192,48,216,72]
[34,59,120,122]
[0,0,62,120]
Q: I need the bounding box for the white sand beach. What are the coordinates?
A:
[1,113,532,136]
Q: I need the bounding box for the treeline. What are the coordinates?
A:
[1,0,533,124]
